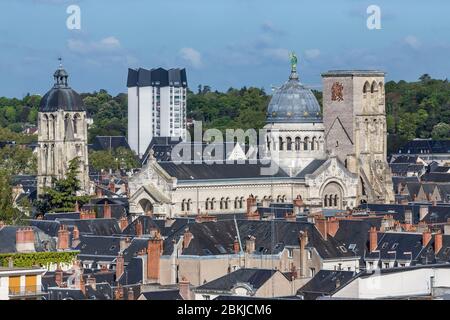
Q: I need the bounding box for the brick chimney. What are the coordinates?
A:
[116,253,124,281]
[285,212,297,222]
[183,228,193,249]
[57,225,70,250]
[293,195,304,215]
[135,219,143,237]
[179,277,192,300]
[299,230,308,278]
[55,264,63,287]
[314,215,328,240]
[114,286,124,300]
[103,202,112,219]
[109,180,115,193]
[120,237,132,253]
[435,231,443,254]
[246,195,259,220]
[245,235,256,254]
[422,229,432,247]
[127,287,135,300]
[119,216,128,231]
[369,227,378,252]
[233,237,240,254]
[195,213,218,223]
[96,187,103,198]
[16,227,35,253]
[147,235,163,282]
[71,225,79,240]
[86,275,96,290]
[327,217,339,237]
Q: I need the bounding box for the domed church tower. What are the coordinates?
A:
[264,53,327,176]
[37,60,89,195]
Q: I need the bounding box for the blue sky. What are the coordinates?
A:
[1,0,449,97]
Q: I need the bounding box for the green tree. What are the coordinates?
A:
[35,157,90,213]
[0,169,23,223]
[431,122,450,140]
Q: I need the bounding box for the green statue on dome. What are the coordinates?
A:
[289,51,298,73]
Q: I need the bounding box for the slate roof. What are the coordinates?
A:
[421,206,450,224]
[139,289,183,300]
[76,235,122,259]
[195,268,280,293]
[158,161,289,181]
[366,232,436,264]
[118,257,144,285]
[391,155,419,164]
[0,226,56,253]
[28,219,61,237]
[127,67,187,88]
[296,270,357,300]
[59,218,121,236]
[91,136,132,152]
[390,164,424,175]
[398,140,450,154]
[296,159,327,178]
[421,173,450,183]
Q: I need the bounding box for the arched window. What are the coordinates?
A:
[371,81,377,93]
[324,195,328,207]
[42,114,49,140]
[181,199,186,211]
[334,195,338,207]
[311,137,316,151]
[239,197,244,209]
[187,199,192,211]
[286,137,292,151]
[234,197,239,209]
[205,198,210,210]
[73,114,79,135]
[295,137,301,151]
[211,198,215,210]
[225,197,229,210]
[220,197,225,210]
[266,137,271,151]
[363,81,370,94]
[304,137,309,151]
[279,137,284,151]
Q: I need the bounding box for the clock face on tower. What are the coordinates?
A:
[331,82,344,101]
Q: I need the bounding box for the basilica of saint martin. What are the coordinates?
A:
[128,59,394,217]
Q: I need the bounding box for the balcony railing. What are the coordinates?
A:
[8,285,43,297]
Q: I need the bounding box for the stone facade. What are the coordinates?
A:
[37,65,89,195]
[322,71,394,204]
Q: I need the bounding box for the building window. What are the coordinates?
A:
[307,250,312,260]
[310,268,316,277]
[288,248,293,258]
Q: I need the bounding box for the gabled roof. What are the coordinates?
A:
[366,232,435,264]
[296,270,357,300]
[195,268,281,293]
[91,136,132,152]
[139,290,183,300]
[59,218,121,236]
[0,226,56,253]
[421,172,450,183]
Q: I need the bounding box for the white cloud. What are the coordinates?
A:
[67,36,121,54]
[404,35,421,49]
[304,49,321,59]
[262,48,290,62]
[179,47,203,68]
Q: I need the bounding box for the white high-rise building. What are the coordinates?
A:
[127,67,188,157]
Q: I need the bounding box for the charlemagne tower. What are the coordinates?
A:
[37,62,89,195]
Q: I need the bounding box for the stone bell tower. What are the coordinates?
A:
[37,61,89,195]
[321,70,394,204]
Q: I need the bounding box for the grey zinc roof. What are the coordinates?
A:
[158,161,289,180]
[296,270,357,300]
[296,159,327,178]
[266,76,322,124]
[195,268,280,292]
